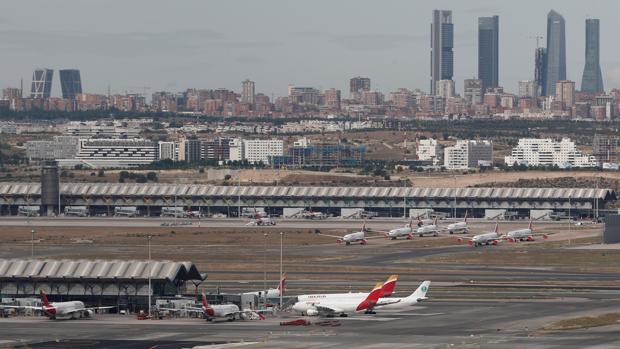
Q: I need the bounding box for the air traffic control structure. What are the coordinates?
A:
[0,182,614,218]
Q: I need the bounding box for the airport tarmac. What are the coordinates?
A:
[1,298,620,348]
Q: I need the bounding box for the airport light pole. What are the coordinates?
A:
[263,232,268,305]
[279,232,283,310]
[147,235,152,318]
[31,229,35,259]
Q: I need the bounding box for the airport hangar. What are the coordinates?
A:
[0,259,209,311]
[0,182,614,218]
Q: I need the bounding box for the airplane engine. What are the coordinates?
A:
[85,309,95,317]
[306,309,319,316]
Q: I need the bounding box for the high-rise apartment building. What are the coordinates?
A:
[59,69,82,99]
[464,79,483,105]
[288,86,320,105]
[444,140,493,170]
[478,16,499,91]
[430,10,454,95]
[30,68,53,99]
[556,80,575,109]
[323,88,341,111]
[437,80,456,99]
[241,79,255,105]
[349,77,371,100]
[535,47,548,96]
[544,10,566,96]
[581,19,604,94]
[519,80,538,98]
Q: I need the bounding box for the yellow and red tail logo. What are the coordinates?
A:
[356,282,383,311]
[39,289,50,307]
[381,275,398,297]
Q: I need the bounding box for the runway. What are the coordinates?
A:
[2,298,620,348]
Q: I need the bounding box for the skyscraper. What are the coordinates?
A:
[535,47,548,96]
[59,69,82,99]
[349,77,371,100]
[478,16,499,91]
[581,19,604,93]
[30,68,53,99]
[430,10,454,95]
[544,10,566,96]
[241,79,255,105]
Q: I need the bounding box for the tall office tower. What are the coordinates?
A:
[535,48,548,95]
[30,68,53,99]
[430,10,454,95]
[478,16,499,91]
[544,10,566,96]
[241,79,255,105]
[581,19,604,93]
[59,69,82,99]
[349,77,371,100]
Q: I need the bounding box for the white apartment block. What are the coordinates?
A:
[26,136,80,160]
[416,138,441,164]
[505,138,597,168]
[444,140,493,170]
[242,139,284,165]
[158,141,183,161]
[58,138,158,168]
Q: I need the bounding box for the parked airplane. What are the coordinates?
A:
[0,290,115,320]
[459,223,501,247]
[302,209,327,220]
[446,211,469,234]
[416,218,440,237]
[321,223,371,245]
[504,221,548,242]
[243,274,286,299]
[297,275,398,303]
[246,209,276,226]
[292,281,385,317]
[383,220,415,240]
[371,281,431,311]
[412,214,434,226]
[179,292,264,321]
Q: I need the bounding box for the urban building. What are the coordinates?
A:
[241,139,284,165]
[323,88,341,111]
[361,91,384,106]
[26,136,80,160]
[556,80,575,110]
[437,80,456,99]
[544,10,566,96]
[2,88,22,99]
[581,18,604,94]
[505,138,597,168]
[272,138,365,169]
[288,86,320,105]
[151,92,177,112]
[389,89,416,110]
[430,10,454,95]
[416,138,441,164]
[519,80,538,98]
[59,69,82,99]
[535,47,548,96]
[158,142,177,161]
[66,138,159,168]
[241,79,255,106]
[592,134,619,164]
[443,140,493,170]
[30,68,53,99]
[464,79,483,105]
[65,121,140,139]
[478,16,499,91]
[349,77,371,100]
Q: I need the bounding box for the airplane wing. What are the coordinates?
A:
[0,305,41,310]
[313,304,344,316]
[182,306,205,314]
[156,307,185,313]
[373,299,402,307]
[318,233,345,239]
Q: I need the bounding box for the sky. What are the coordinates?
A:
[2,0,620,98]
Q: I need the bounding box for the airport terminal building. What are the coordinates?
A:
[0,182,614,218]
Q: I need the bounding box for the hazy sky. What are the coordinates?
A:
[3,0,620,97]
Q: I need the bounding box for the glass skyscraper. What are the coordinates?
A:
[430,10,453,95]
[581,19,604,93]
[478,16,499,91]
[30,68,53,99]
[544,10,566,96]
[59,69,83,99]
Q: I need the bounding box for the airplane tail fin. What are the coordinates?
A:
[277,273,286,295]
[381,274,398,297]
[39,289,50,307]
[464,210,468,223]
[404,281,431,304]
[201,291,208,308]
[494,222,499,233]
[356,282,383,311]
[528,220,533,231]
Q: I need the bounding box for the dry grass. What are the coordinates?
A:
[543,313,620,330]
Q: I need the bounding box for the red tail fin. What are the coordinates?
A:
[201,292,208,308]
[277,274,286,294]
[40,289,50,307]
[381,275,398,297]
[356,282,383,311]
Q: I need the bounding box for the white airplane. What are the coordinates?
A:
[321,223,370,245]
[179,292,264,321]
[412,214,434,227]
[446,211,469,234]
[503,221,548,242]
[371,281,431,311]
[246,209,276,226]
[292,281,385,317]
[459,223,501,247]
[297,275,398,303]
[416,218,440,237]
[243,274,286,299]
[383,220,415,240]
[0,290,115,320]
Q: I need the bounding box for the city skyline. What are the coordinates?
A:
[2,1,620,97]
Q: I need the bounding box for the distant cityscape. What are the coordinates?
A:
[0,9,616,121]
